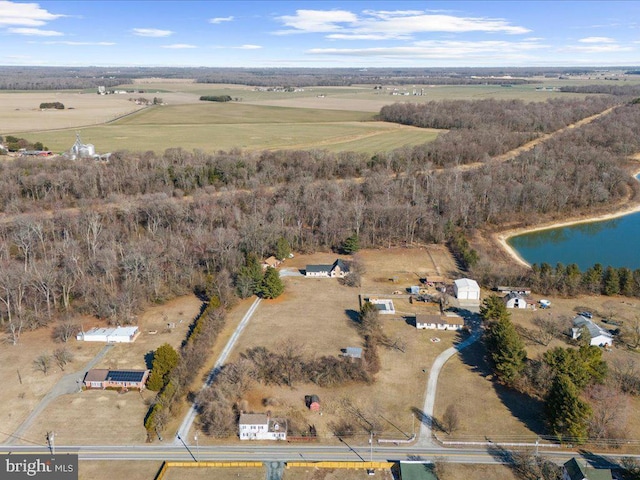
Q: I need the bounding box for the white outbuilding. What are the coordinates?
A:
[77,326,140,343]
[453,278,480,300]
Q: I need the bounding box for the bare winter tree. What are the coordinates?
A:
[33,354,52,375]
[441,404,460,435]
[53,347,74,371]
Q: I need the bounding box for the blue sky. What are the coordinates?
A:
[1,1,640,67]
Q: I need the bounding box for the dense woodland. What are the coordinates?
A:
[0,65,629,90]
[1,95,640,346]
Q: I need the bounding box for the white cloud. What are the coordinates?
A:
[235,44,262,50]
[276,9,359,34]
[8,27,62,36]
[308,39,546,59]
[132,28,173,37]
[275,9,530,38]
[209,16,233,24]
[43,40,115,46]
[161,43,196,49]
[0,0,64,26]
[578,36,616,43]
[564,43,633,53]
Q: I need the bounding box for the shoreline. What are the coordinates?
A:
[496,168,640,268]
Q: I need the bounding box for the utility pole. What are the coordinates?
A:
[46,431,55,455]
[194,431,199,460]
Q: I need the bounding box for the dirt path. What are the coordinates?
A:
[5,344,114,445]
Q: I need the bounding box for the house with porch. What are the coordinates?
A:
[239,413,287,441]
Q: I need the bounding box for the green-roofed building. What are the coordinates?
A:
[563,458,613,480]
[397,462,438,480]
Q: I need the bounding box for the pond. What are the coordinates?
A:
[508,210,640,271]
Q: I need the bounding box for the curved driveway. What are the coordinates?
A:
[417,327,481,446]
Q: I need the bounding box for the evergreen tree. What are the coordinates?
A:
[603,266,620,296]
[545,374,591,444]
[480,295,509,322]
[235,253,264,298]
[341,233,360,254]
[542,345,607,390]
[147,343,180,391]
[274,237,291,261]
[618,267,635,297]
[258,266,284,299]
[484,315,527,386]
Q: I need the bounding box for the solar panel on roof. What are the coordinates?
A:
[106,370,146,383]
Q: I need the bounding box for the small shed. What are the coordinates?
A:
[343,347,363,359]
[409,286,420,295]
[305,395,321,411]
[504,292,527,309]
[453,278,480,300]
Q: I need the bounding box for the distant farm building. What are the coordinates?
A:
[76,326,140,343]
[415,314,464,330]
[305,395,321,411]
[497,286,531,296]
[239,413,287,441]
[572,316,613,347]
[504,292,528,309]
[453,278,480,300]
[66,133,111,161]
[305,259,349,278]
[83,369,149,390]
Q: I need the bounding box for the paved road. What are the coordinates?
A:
[417,326,481,446]
[5,344,114,445]
[174,297,262,445]
[0,442,636,469]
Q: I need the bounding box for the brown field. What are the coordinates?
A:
[3,294,203,445]
[0,91,146,133]
[439,463,519,480]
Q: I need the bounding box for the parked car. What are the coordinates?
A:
[578,311,593,319]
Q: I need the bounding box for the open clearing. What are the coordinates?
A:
[28,118,437,155]
[6,294,203,445]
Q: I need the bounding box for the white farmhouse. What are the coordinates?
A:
[572,316,613,347]
[239,413,287,441]
[453,278,480,300]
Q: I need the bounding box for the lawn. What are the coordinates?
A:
[192,248,460,446]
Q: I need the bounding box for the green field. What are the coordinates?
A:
[26,102,438,154]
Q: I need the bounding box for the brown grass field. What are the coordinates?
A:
[1,294,203,445]
[78,461,161,480]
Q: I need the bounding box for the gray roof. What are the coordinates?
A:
[573,316,612,339]
[306,264,332,273]
[344,347,363,358]
[504,292,526,302]
[332,259,349,272]
[564,458,612,480]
